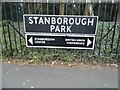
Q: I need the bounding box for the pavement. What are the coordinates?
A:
[2,63,118,88]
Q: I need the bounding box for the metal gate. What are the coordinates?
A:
[1,1,120,61]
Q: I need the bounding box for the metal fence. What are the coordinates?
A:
[1,1,120,60]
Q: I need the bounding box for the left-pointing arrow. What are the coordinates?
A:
[28,37,33,45]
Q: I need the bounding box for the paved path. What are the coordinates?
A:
[2,63,118,88]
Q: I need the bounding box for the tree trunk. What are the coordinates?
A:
[60,3,65,15]
[84,4,94,16]
[36,0,41,14]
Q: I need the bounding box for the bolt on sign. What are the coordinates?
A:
[23,15,98,49]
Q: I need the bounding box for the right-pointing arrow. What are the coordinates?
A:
[87,38,92,46]
[28,37,33,45]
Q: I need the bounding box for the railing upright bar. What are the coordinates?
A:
[16,3,22,54]
[10,2,18,54]
[78,3,81,15]
[7,22,12,55]
[28,2,31,14]
[34,2,36,14]
[65,3,67,15]
[98,3,107,55]
[40,3,43,14]
[110,3,119,53]
[116,27,120,54]
[5,2,13,54]
[2,2,8,51]
[105,3,114,54]
[53,3,55,15]
[47,2,49,14]
[2,20,8,52]
[72,1,75,15]
[93,3,100,55]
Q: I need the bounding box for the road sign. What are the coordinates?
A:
[25,34,95,49]
[23,15,98,35]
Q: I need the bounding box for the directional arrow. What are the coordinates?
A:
[87,38,92,46]
[26,34,95,49]
[28,37,33,45]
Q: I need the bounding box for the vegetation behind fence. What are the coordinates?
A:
[1,2,120,63]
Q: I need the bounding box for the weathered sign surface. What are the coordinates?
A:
[26,34,95,49]
[24,15,98,35]
[23,14,98,49]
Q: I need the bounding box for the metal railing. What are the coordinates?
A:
[1,1,120,59]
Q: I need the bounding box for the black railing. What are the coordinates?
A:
[1,1,120,60]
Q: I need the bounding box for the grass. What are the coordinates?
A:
[1,20,120,64]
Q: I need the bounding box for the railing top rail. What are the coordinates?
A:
[2,0,120,3]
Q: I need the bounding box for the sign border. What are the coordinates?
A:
[25,34,96,49]
[23,14,98,35]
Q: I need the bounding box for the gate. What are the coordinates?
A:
[1,1,120,61]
